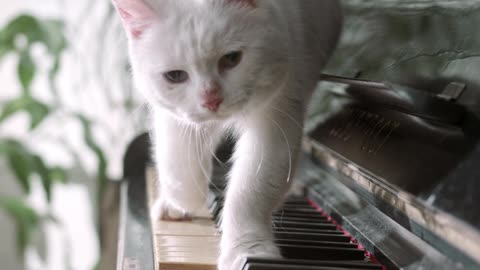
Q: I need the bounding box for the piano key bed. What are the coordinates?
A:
[146,168,385,270]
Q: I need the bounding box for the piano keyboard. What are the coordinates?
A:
[147,168,384,270]
[146,168,220,270]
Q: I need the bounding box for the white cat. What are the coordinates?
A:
[112,0,342,269]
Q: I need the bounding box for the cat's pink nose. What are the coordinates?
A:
[202,89,223,112]
[203,97,223,112]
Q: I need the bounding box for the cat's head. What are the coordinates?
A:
[113,0,289,124]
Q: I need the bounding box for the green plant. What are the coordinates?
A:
[0,14,109,261]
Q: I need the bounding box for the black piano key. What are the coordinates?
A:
[282,201,312,207]
[214,216,221,227]
[280,204,317,209]
[213,203,223,216]
[279,244,366,261]
[275,239,359,249]
[282,203,313,209]
[209,200,218,213]
[215,213,222,226]
[207,192,218,207]
[208,199,219,211]
[274,228,343,235]
[273,221,338,231]
[284,197,308,203]
[275,209,325,215]
[273,212,328,221]
[209,189,224,197]
[211,207,221,223]
[275,208,325,215]
[272,216,331,224]
[213,203,223,218]
[215,215,223,227]
[241,258,383,270]
[274,232,351,243]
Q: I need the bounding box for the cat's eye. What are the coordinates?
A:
[164,70,189,84]
[219,51,243,71]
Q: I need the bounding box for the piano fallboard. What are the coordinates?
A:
[303,76,480,268]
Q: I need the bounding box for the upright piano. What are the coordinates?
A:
[116,75,480,270]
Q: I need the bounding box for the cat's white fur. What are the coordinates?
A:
[112,0,342,268]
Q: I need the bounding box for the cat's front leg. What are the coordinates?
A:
[151,111,222,221]
[219,105,304,269]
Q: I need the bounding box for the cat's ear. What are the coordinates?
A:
[227,0,256,7]
[112,0,156,39]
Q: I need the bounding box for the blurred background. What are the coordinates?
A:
[0,1,144,270]
[1,1,480,270]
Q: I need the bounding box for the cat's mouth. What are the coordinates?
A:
[183,98,249,124]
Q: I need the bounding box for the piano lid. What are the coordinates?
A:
[305,75,480,267]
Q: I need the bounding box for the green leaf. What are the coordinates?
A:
[76,115,108,196]
[48,57,61,97]
[1,15,42,45]
[31,158,67,202]
[0,22,15,61]
[18,50,35,93]
[0,43,13,60]
[0,197,40,256]
[0,140,65,200]
[49,167,67,184]
[37,19,67,55]
[32,155,53,201]
[7,150,34,193]
[27,99,50,129]
[0,140,34,193]
[0,14,67,96]
[0,97,28,124]
[0,15,66,53]
[0,96,50,129]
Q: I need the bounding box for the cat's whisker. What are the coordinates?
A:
[230,238,277,251]
[212,149,228,170]
[270,105,303,130]
[271,118,293,183]
[224,91,248,108]
[198,129,225,193]
[195,128,219,194]
[271,219,279,230]
[202,128,228,170]
[182,124,189,141]
[187,126,204,196]
[254,140,265,180]
[179,122,188,142]
[195,128,214,196]
[223,98,245,109]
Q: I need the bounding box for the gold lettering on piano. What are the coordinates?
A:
[329,108,400,154]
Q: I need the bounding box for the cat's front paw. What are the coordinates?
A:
[218,240,281,270]
[151,198,192,221]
